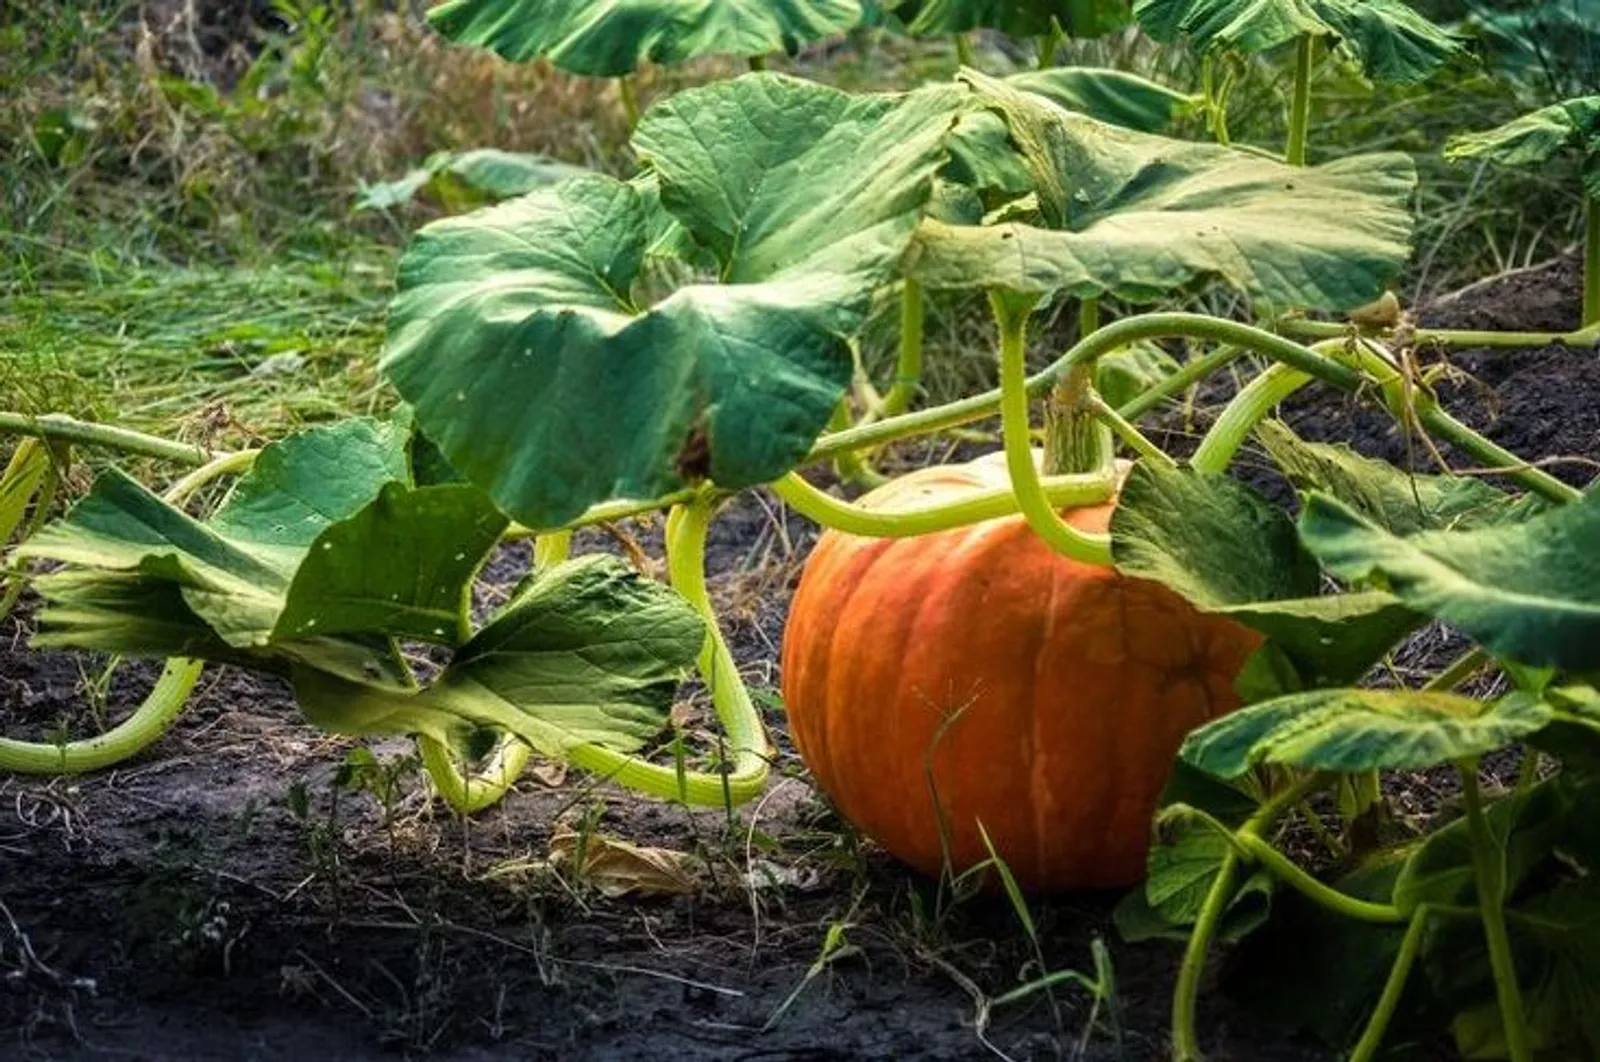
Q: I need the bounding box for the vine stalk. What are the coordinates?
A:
[1285,34,1314,166]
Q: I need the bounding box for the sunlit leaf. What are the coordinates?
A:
[1445,96,1600,199]
[1006,66,1195,133]
[905,72,1416,312]
[385,76,962,529]
[357,149,589,212]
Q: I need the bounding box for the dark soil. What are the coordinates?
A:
[4,261,1595,1062]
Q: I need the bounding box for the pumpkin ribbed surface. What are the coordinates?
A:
[780,454,1261,892]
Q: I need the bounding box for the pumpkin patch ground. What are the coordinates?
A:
[4,261,1589,1062]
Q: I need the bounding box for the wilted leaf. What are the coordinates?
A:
[549,825,698,897]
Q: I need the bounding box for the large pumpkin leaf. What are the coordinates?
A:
[904,72,1416,312]
[357,149,589,212]
[294,555,704,759]
[426,0,862,76]
[941,68,1193,208]
[1111,461,1421,687]
[1134,0,1465,85]
[1445,96,1600,200]
[1006,66,1195,133]
[385,76,962,529]
[901,0,1131,37]
[632,76,963,285]
[20,421,506,651]
[1300,491,1600,671]
[1256,420,1550,535]
[1180,687,1553,778]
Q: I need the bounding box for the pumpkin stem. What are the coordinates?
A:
[1043,299,1114,477]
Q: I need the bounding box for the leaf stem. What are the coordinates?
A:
[1233,832,1403,923]
[417,735,533,814]
[1190,363,1313,474]
[0,659,204,773]
[1458,760,1532,1062]
[878,279,925,419]
[1277,317,1600,350]
[1285,34,1314,166]
[771,465,1115,537]
[808,313,1363,463]
[1348,905,1433,1062]
[0,412,217,466]
[991,290,1114,565]
[618,76,641,131]
[1117,344,1245,422]
[954,33,975,69]
[1173,771,1332,1061]
[1087,393,1176,469]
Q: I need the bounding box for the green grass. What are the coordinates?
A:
[1,255,394,453]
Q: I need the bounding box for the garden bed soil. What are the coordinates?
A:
[3,259,1595,1061]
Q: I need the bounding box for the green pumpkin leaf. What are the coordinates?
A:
[1134,0,1464,85]
[27,570,246,661]
[295,555,703,759]
[1393,775,1573,917]
[276,483,508,644]
[21,421,506,652]
[1005,66,1195,133]
[1112,461,1420,687]
[357,149,589,212]
[1256,420,1550,535]
[1116,790,1273,944]
[427,0,863,76]
[1300,491,1600,671]
[22,467,297,646]
[633,77,963,286]
[1445,96,1600,200]
[902,0,1131,37]
[1113,461,1319,604]
[385,77,962,529]
[1180,687,1553,778]
[905,72,1416,312]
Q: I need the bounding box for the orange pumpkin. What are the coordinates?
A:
[780,452,1261,893]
